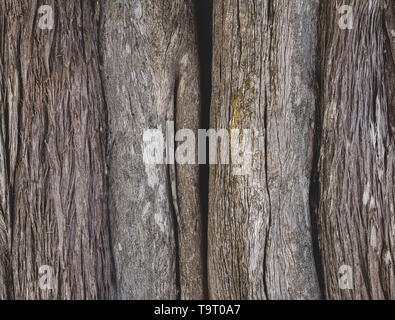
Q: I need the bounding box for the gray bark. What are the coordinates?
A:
[101,0,203,299]
[208,0,321,299]
[317,0,395,299]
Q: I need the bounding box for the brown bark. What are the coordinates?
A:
[317,0,395,299]
[0,0,114,299]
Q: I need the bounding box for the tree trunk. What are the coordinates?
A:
[100,0,203,299]
[0,0,114,299]
[208,0,321,299]
[317,0,395,299]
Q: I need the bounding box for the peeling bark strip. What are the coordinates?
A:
[208,0,321,299]
[101,0,203,299]
[317,0,395,299]
[0,0,114,299]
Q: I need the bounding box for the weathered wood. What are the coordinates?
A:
[0,0,114,299]
[317,0,395,299]
[208,0,321,299]
[1,0,392,301]
[101,0,203,299]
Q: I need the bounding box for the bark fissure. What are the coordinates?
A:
[262,85,272,300]
[194,0,213,299]
[262,0,273,298]
[170,79,181,300]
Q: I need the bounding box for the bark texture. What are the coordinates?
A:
[101,0,203,299]
[208,0,321,299]
[0,0,394,301]
[317,0,395,299]
[0,0,114,299]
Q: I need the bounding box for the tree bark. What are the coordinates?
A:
[100,0,203,299]
[0,0,114,299]
[317,0,395,299]
[0,0,393,301]
[208,0,321,299]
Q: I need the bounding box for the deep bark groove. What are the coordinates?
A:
[194,0,213,299]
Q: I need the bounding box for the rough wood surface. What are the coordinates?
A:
[101,0,203,299]
[208,0,321,299]
[317,0,395,299]
[0,0,114,299]
[0,0,393,301]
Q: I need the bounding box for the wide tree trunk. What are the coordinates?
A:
[100,0,203,299]
[208,0,321,299]
[316,0,395,299]
[0,0,114,299]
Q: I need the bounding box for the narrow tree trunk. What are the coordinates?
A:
[101,0,203,299]
[208,0,321,299]
[0,0,114,299]
[317,0,395,299]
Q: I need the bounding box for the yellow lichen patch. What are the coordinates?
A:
[230,75,253,132]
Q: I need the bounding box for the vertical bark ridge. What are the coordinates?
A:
[174,10,204,298]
